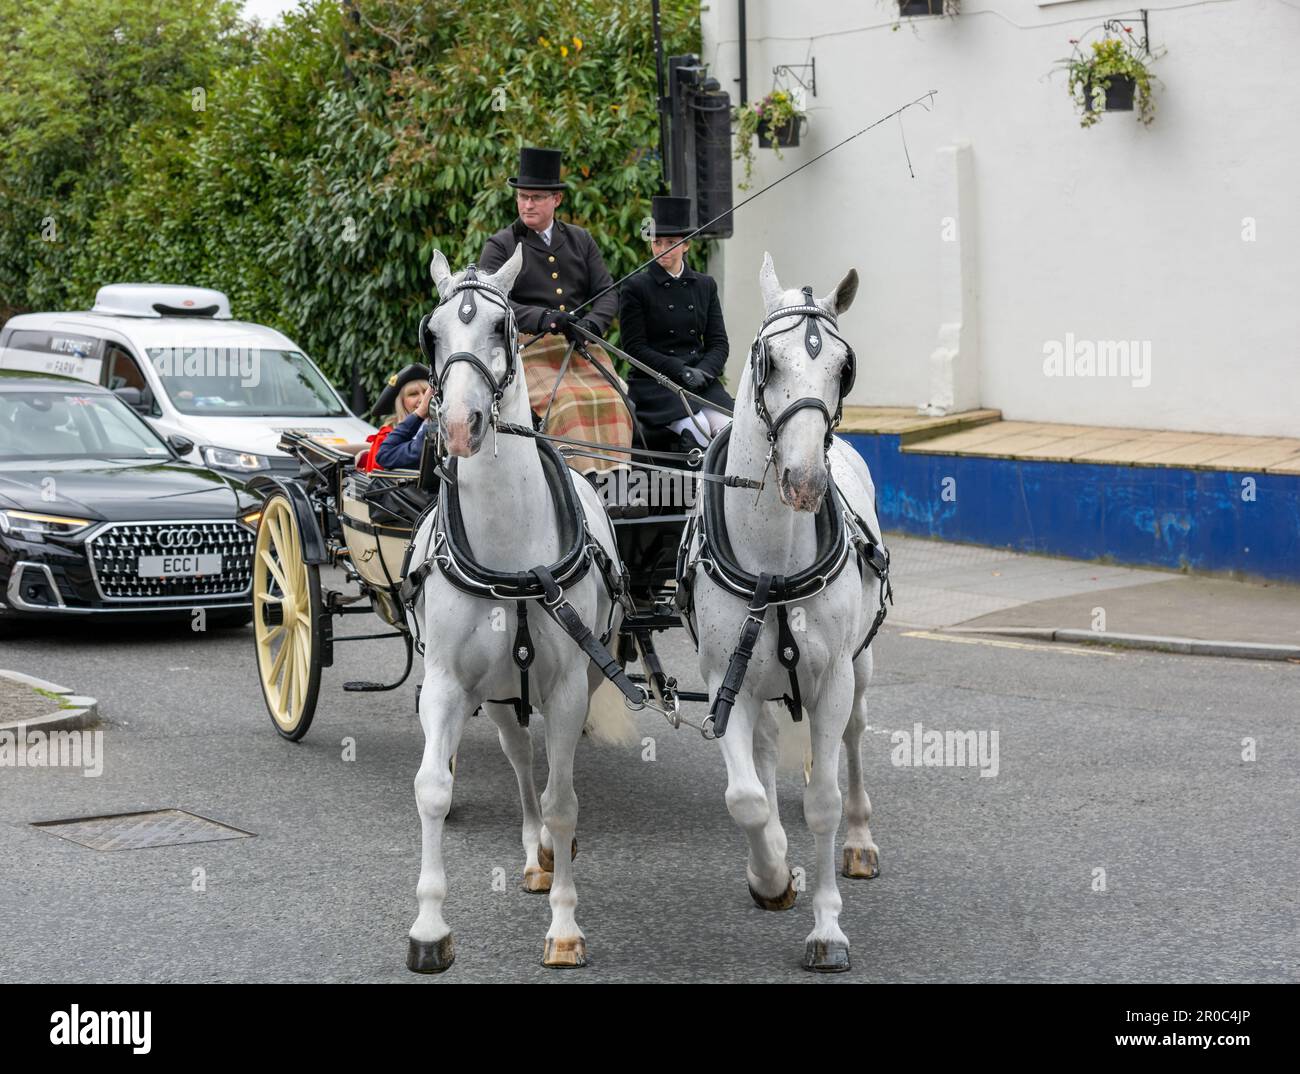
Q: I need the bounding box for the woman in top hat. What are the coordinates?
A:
[478,147,645,516]
[354,363,430,471]
[618,195,733,449]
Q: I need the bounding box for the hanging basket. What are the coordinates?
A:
[756,115,801,149]
[1085,75,1137,112]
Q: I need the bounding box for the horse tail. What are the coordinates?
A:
[583,678,640,746]
[772,702,814,777]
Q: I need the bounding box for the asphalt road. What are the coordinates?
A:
[1,591,1297,983]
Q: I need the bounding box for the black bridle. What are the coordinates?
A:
[749,285,857,464]
[417,265,521,429]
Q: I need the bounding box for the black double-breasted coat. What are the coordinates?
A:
[478,218,618,335]
[618,261,734,428]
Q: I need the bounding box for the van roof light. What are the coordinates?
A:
[91,284,232,320]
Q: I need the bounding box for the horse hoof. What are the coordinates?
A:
[802,938,851,973]
[536,837,577,872]
[522,866,553,894]
[406,934,455,974]
[748,874,797,911]
[541,936,589,968]
[842,846,880,879]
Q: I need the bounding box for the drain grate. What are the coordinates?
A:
[32,809,254,851]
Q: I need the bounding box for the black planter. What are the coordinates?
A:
[756,116,801,149]
[1085,75,1137,112]
[899,0,944,15]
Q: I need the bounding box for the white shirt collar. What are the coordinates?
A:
[666,262,685,279]
[534,223,554,245]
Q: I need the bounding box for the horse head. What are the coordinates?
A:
[425,246,525,458]
[749,251,859,512]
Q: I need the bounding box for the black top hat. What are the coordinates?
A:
[649,195,693,237]
[507,147,566,191]
[371,363,431,419]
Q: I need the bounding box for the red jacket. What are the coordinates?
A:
[356,424,395,473]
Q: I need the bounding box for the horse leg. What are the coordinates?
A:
[753,703,790,868]
[538,676,590,968]
[802,668,855,972]
[715,688,796,910]
[407,674,473,974]
[483,701,551,894]
[842,648,880,879]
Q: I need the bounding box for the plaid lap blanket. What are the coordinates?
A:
[522,334,632,473]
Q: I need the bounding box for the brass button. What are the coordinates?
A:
[559,304,567,311]
[551,272,558,279]
[556,287,563,295]
[548,255,556,263]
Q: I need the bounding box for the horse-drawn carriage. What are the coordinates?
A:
[246,421,700,743]
[247,247,893,974]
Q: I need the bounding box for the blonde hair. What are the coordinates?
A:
[393,379,431,425]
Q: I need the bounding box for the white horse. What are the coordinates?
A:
[679,253,889,972]
[403,248,634,973]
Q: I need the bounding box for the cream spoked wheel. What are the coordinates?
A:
[253,493,323,741]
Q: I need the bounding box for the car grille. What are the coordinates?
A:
[87,521,255,602]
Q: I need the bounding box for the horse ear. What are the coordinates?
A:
[759,251,783,313]
[430,251,454,298]
[822,268,859,316]
[487,244,524,294]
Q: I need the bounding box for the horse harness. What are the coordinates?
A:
[751,286,857,463]
[401,269,644,725]
[674,289,890,740]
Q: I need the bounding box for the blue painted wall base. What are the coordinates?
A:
[844,434,1300,585]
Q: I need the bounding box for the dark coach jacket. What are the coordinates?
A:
[618,261,733,428]
[479,218,618,336]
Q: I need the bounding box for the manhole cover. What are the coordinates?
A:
[32,809,253,851]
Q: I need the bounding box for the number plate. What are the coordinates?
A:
[136,554,223,579]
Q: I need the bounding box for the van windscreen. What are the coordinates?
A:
[146,347,345,417]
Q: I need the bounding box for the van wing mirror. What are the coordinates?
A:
[167,434,195,457]
[113,386,143,409]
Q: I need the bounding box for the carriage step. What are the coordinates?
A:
[343,680,389,692]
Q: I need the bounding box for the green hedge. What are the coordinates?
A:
[0,0,701,403]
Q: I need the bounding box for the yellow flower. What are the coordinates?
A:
[560,45,568,58]
[573,36,583,51]
[539,36,549,47]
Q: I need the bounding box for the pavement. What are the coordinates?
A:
[883,534,1300,659]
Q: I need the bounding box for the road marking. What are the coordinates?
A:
[899,630,1120,657]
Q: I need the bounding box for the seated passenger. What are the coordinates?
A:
[358,364,431,472]
[618,196,733,449]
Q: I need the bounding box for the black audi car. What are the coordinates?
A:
[0,371,261,631]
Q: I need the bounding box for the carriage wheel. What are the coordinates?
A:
[252,493,324,741]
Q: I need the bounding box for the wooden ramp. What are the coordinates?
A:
[902,419,1300,474]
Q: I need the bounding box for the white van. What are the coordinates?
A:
[0,284,376,474]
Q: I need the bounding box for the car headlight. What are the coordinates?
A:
[0,510,93,541]
[202,446,269,472]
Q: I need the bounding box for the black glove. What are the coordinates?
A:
[542,309,572,336]
[679,366,706,390]
[563,317,600,344]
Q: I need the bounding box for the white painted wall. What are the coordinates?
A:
[701,0,1300,437]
